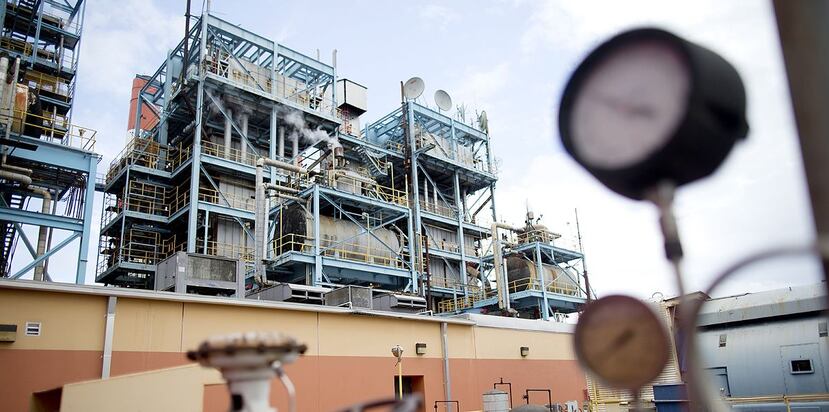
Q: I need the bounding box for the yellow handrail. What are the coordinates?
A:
[0,109,95,151]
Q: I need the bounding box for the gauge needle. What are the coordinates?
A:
[593,94,656,119]
[593,328,636,365]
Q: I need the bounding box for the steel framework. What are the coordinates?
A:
[0,0,98,284]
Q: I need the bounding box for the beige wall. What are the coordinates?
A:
[0,283,586,411]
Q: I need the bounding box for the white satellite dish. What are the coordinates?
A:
[403,77,425,100]
[434,89,452,112]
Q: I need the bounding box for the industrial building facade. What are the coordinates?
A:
[94,12,589,319]
[0,280,587,411]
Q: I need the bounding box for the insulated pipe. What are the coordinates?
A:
[264,184,299,194]
[224,108,232,159]
[254,158,309,284]
[254,159,265,284]
[0,169,32,186]
[291,135,299,165]
[240,112,249,160]
[277,127,285,159]
[491,222,520,311]
[2,152,33,175]
[31,186,51,281]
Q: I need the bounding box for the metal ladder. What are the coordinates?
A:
[0,192,25,277]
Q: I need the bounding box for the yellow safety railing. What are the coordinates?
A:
[271,232,408,269]
[328,170,408,206]
[198,186,255,211]
[124,181,168,216]
[425,236,460,254]
[420,200,456,218]
[271,233,314,256]
[196,239,254,262]
[167,181,191,216]
[517,229,557,245]
[725,394,829,412]
[508,278,580,297]
[168,143,193,171]
[108,137,163,182]
[23,70,71,102]
[0,108,95,151]
[201,140,258,166]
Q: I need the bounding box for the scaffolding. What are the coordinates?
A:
[0,0,98,284]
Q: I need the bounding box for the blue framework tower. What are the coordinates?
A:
[0,0,98,284]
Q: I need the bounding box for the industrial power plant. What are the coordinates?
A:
[0,1,827,412]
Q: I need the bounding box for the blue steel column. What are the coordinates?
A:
[406,102,421,294]
[30,1,44,65]
[312,185,322,285]
[535,243,549,320]
[75,153,98,284]
[454,171,466,289]
[187,15,208,252]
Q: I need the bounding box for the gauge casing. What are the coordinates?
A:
[559,28,748,200]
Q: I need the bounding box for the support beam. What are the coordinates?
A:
[76,156,98,284]
[11,233,81,279]
[536,243,549,320]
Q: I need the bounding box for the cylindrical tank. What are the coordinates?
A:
[276,205,402,266]
[505,256,577,293]
[483,390,510,412]
[127,75,160,136]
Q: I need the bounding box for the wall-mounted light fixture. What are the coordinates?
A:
[416,343,427,355]
[520,346,530,357]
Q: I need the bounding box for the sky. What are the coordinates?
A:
[13,0,822,299]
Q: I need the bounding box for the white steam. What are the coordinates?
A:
[284,110,340,148]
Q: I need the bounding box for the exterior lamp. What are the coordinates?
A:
[415,343,427,356]
[520,346,530,357]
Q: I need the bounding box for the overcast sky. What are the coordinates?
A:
[15,0,821,299]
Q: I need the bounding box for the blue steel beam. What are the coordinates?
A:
[0,207,83,231]
[6,135,98,172]
[11,232,81,279]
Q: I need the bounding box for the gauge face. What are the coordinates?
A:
[574,295,671,390]
[570,39,691,169]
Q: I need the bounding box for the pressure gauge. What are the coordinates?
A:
[574,295,671,390]
[559,28,748,200]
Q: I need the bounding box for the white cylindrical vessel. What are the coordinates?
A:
[482,390,510,412]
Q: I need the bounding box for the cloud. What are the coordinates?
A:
[418,4,460,31]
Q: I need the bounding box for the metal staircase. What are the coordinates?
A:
[353,144,388,177]
[0,192,26,277]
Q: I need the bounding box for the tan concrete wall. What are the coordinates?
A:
[0,285,586,411]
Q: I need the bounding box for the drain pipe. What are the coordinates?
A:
[254,158,308,285]
[491,222,519,312]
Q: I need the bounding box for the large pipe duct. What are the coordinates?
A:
[31,187,51,281]
[254,158,309,284]
[278,127,285,159]
[491,222,519,311]
[241,112,249,160]
[224,108,232,159]
[0,169,31,185]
